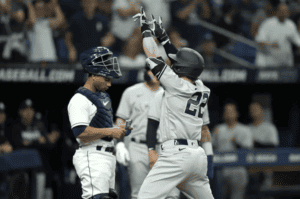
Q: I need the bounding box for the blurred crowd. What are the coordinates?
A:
[1,0,300,68]
[0,99,78,199]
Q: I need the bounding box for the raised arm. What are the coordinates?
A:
[26,1,37,28]
[48,2,66,30]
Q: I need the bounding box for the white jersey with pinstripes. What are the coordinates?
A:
[150,65,210,143]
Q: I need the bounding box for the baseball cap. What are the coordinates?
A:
[19,99,33,110]
[0,102,5,113]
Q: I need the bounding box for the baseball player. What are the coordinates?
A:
[212,101,253,199]
[133,8,215,199]
[67,46,132,199]
[115,64,181,199]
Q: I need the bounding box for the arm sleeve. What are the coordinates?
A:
[163,42,178,65]
[72,125,87,138]
[68,94,90,129]
[146,118,160,149]
[115,88,132,120]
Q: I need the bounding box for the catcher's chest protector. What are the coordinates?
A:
[76,87,114,141]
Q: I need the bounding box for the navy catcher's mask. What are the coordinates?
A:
[79,47,122,78]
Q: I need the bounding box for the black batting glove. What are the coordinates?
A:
[150,15,170,45]
[133,6,152,38]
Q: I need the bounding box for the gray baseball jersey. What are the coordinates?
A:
[212,123,253,199]
[212,123,253,152]
[116,83,180,199]
[138,64,214,199]
[116,83,163,141]
[152,66,210,142]
[248,122,279,146]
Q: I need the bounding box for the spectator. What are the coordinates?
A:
[65,0,114,63]
[196,32,218,67]
[238,0,261,39]
[250,0,277,38]
[28,0,66,65]
[97,0,112,18]
[247,101,279,193]
[213,1,242,49]
[0,0,31,63]
[248,101,279,148]
[255,2,300,67]
[111,0,147,68]
[170,0,212,49]
[59,0,81,21]
[0,101,31,199]
[212,101,253,199]
[11,99,52,199]
[44,0,70,63]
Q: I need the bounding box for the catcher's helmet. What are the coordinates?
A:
[79,47,122,78]
[168,47,205,80]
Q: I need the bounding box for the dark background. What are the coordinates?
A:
[2,82,298,147]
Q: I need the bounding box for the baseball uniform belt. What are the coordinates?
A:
[78,145,114,153]
[161,139,200,150]
[131,138,147,144]
[96,146,114,153]
[173,139,201,146]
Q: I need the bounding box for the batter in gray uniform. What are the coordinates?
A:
[133,8,215,199]
[115,66,180,199]
[212,102,253,199]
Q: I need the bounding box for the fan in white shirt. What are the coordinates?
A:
[255,3,300,67]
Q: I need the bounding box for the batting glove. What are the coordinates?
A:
[116,142,130,166]
[150,15,170,45]
[207,155,214,179]
[133,6,152,37]
[146,57,165,70]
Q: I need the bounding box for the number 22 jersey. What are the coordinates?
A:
[152,65,210,142]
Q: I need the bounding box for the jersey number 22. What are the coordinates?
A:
[185,92,209,118]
